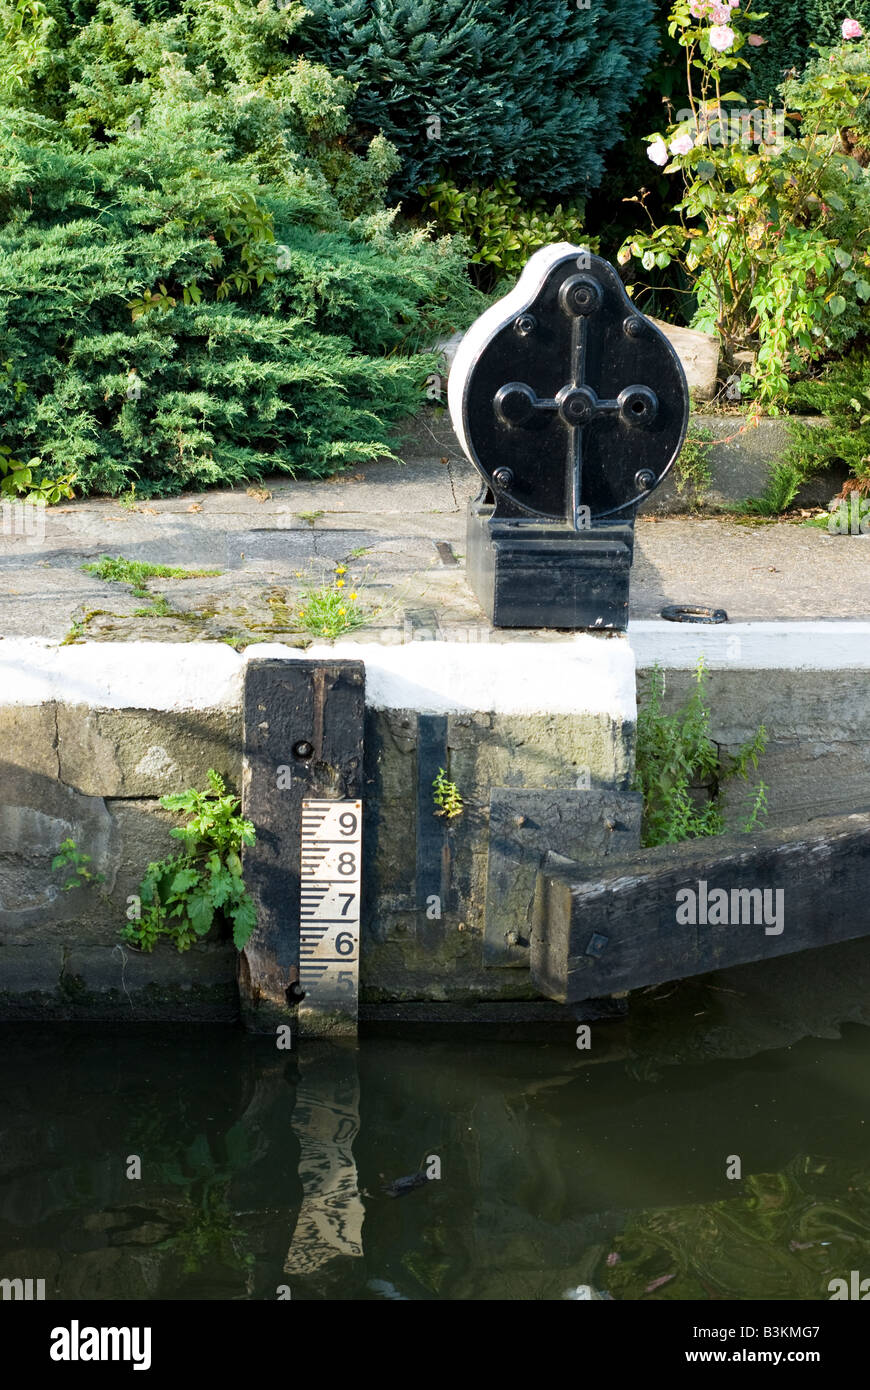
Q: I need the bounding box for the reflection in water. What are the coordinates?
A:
[2,1022,870,1300]
[284,1044,364,1277]
[153,1126,257,1285]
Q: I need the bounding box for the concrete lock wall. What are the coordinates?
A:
[631,623,870,830]
[0,643,244,1020]
[1,625,867,1019]
[0,637,635,1018]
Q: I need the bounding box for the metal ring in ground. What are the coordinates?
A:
[660,604,728,624]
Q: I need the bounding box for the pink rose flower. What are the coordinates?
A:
[647,138,669,166]
[669,133,695,156]
[747,34,766,46]
[689,0,711,17]
[842,18,863,38]
[709,24,736,51]
[711,2,733,21]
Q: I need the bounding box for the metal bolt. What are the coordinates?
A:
[514,313,536,336]
[557,384,596,427]
[559,274,603,317]
[293,740,314,759]
[513,814,526,827]
[635,469,656,491]
[506,930,520,947]
[493,467,514,490]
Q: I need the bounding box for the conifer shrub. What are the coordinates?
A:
[0,0,482,497]
[300,0,659,201]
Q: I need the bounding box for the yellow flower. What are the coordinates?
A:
[335,578,345,588]
[338,607,346,615]
[335,566,346,575]
[349,591,358,600]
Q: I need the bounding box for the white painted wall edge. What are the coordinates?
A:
[0,636,637,720]
[294,637,636,718]
[629,620,870,670]
[1,623,863,714]
[0,638,245,711]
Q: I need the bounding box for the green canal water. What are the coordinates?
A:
[3,1009,870,1302]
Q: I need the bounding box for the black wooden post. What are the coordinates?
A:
[532,812,870,1002]
[241,658,365,1033]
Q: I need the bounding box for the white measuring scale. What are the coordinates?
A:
[298,799,362,1035]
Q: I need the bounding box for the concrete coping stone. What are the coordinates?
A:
[0,636,635,720]
[0,623,865,721]
[629,620,870,670]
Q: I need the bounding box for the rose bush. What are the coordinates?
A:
[621,3,870,407]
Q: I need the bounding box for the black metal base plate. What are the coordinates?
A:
[466,500,634,630]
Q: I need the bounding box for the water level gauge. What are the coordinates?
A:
[298,799,362,1036]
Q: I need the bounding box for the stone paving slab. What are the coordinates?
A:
[0,454,867,648]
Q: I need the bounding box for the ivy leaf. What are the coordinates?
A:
[828,295,846,317]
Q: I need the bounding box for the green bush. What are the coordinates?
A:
[300,0,659,201]
[418,177,597,292]
[0,0,482,497]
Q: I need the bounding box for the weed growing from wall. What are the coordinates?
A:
[122,770,257,952]
[635,656,768,847]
